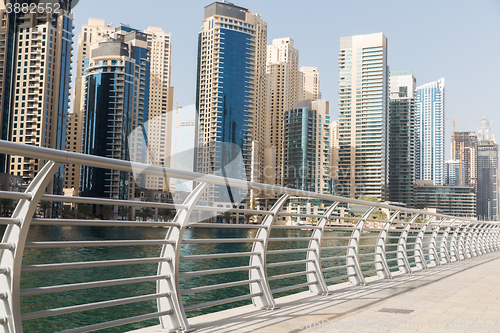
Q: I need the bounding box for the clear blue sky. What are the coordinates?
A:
[72,0,500,158]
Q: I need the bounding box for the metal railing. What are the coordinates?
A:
[0,139,498,333]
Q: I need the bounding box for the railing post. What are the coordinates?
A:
[428,219,447,267]
[375,211,400,279]
[488,224,499,252]
[157,182,207,333]
[414,216,434,270]
[448,221,462,262]
[397,214,419,274]
[249,194,289,309]
[347,206,376,286]
[476,224,487,255]
[466,223,479,258]
[483,224,492,253]
[440,219,456,264]
[494,226,500,251]
[0,161,61,333]
[457,222,471,260]
[306,202,339,295]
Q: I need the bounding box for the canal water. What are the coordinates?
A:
[20,226,406,332]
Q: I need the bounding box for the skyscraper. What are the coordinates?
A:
[388,70,416,206]
[337,32,389,200]
[283,100,332,194]
[444,160,462,186]
[476,118,499,221]
[266,37,300,187]
[451,131,477,192]
[0,0,74,195]
[143,27,173,191]
[66,18,114,193]
[195,1,268,204]
[80,29,150,200]
[299,66,320,101]
[416,78,445,185]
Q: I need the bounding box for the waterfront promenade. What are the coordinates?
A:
[133,252,500,333]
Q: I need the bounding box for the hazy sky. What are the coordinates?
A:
[72,0,500,158]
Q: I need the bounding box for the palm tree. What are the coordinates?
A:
[78,204,92,218]
[159,208,175,222]
[0,198,14,217]
[62,205,72,218]
[244,213,254,224]
[222,211,232,224]
[100,205,113,220]
[38,201,51,218]
[119,207,132,220]
[139,207,154,221]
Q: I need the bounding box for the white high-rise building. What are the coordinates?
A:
[416,78,445,185]
[337,32,389,200]
[266,37,300,187]
[195,2,268,204]
[299,66,320,101]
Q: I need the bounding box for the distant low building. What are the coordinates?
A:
[0,173,25,193]
[415,180,476,218]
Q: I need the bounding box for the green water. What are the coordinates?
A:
[20,226,407,333]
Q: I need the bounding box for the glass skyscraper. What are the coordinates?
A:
[195,2,268,204]
[388,71,416,206]
[416,78,445,185]
[81,28,150,200]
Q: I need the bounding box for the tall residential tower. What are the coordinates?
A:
[416,78,445,185]
[195,2,268,204]
[337,32,389,200]
[0,0,74,195]
[388,70,416,206]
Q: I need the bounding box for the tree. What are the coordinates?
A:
[139,207,154,221]
[306,217,319,225]
[244,213,254,224]
[100,205,113,220]
[62,205,72,218]
[0,198,14,217]
[119,207,132,220]
[358,196,380,203]
[159,208,175,222]
[371,209,387,220]
[78,204,92,218]
[222,211,232,224]
[38,201,51,218]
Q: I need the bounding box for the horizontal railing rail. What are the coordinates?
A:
[0,139,498,333]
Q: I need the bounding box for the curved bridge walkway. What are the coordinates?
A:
[134,252,500,333]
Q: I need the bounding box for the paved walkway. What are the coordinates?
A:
[134,252,500,333]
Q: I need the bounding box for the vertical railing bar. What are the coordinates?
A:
[249,194,289,310]
[413,216,434,270]
[440,219,456,264]
[157,182,207,332]
[397,213,419,274]
[306,202,339,295]
[0,161,61,333]
[375,210,400,279]
[347,206,376,286]
[429,218,447,266]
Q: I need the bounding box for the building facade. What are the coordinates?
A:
[195,2,268,204]
[299,66,320,101]
[80,30,150,200]
[283,100,332,194]
[416,78,445,185]
[0,0,73,195]
[415,180,476,218]
[266,37,300,187]
[476,118,499,221]
[67,18,114,193]
[444,160,462,186]
[388,70,416,206]
[337,32,389,200]
[451,131,478,194]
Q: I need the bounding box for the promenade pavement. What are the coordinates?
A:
[133,252,500,333]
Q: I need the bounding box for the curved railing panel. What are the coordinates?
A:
[0,140,498,333]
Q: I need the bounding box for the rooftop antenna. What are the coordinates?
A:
[119,22,131,28]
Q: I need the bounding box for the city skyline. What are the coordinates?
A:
[71,0,500,157]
